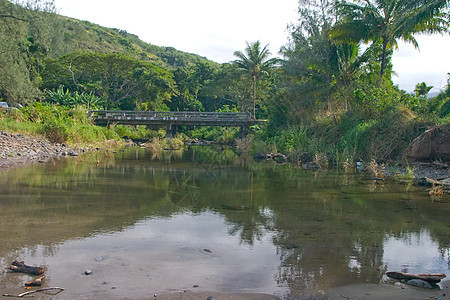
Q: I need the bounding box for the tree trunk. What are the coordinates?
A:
[386,271,446,285]
[252,75,256,119]
[379,38,388,81]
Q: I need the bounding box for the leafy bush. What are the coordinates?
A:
[109,125,160,140]
[264,127,311,154]
[42,119,69,143]
[44,87,105,109]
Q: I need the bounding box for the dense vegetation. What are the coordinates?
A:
[0,0,449,163]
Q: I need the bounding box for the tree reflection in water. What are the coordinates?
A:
[0,146,448,298]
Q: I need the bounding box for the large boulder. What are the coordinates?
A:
[404,127,450,162]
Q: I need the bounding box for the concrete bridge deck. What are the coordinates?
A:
[88,111,260,128]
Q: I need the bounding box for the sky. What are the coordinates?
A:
[54,0,450,93]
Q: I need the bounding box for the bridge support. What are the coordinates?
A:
[165,123,178,138]
[239,126,249,137]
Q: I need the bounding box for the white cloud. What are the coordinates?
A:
[55,0,298,62]
[392,35,450,92]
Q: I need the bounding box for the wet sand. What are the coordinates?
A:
[151,280,449,299]
[324,280,449,300]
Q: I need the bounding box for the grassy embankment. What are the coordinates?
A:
[0,103,158,148]
[249,89,450,169]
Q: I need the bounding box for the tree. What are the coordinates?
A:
[233,41,277,119]
[414,82,433,97]
[0,0,58,104]
[41,52,175,110]
[169,61,217,111]
[280,0,341,114]
[331,0,449,80]
[0,0,56,20]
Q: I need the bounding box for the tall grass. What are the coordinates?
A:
[0,103,156,147]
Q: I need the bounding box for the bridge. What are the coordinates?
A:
[88,110,261,135]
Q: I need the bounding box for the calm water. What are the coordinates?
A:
[0,146,449,299]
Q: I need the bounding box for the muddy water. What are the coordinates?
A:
[0,146,449,299]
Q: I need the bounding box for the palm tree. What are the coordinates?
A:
[233,41,277,119]
[331,0,449,80]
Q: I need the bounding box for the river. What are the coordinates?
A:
[0,146,449,299]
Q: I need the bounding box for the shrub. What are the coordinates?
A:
[42,119,69,143]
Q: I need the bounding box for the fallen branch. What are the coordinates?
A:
[9,261,44,275]
[386,271,446,285]
[25,275,45,287]
[433,158,449,169]
[3,287,65,298]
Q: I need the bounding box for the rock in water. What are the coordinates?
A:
[407,279,433,289]
[303,161,321,171]
[404,127,450,162]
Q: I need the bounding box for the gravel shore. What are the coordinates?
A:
[0,131,86,171]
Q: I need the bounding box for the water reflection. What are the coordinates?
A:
[0,146,449,299]
[383,230,450,274]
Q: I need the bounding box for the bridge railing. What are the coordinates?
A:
[89,110,252,122]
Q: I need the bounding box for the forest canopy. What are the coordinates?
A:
[0,0,449,161]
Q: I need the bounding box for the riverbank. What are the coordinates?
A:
[1,131,449,187]
[0,131,123,171]
[74,279,449,299]
[0,131,79,171]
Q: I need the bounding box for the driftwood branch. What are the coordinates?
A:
[386,271,446,285]
[25,275,45,287]
[3,287,65,298]
[9,261,44,275]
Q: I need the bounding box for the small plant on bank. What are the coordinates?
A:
[429,183,444,197]
[145,137,163,153]
[366,159,385,178]
[314,153,329,168]
[343,157,355,174]
[160,137,184,150]
[404,164,416,180]
[392,163,416,182]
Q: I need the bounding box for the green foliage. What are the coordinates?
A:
[0,102,143,145]
[41,52,175,110]
[0,0,62,105]
[108,124,161,140]
[189,126,239,144]
[414,82,433,97]
[233,41,278,118]
[160,137,185,150]
[41,117,69,143]
[44,86,105,109]
[264,127,312,154]
[332,0,449,79]
[43,13,214,70]
[353,85,400,116]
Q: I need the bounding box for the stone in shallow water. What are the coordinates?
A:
[406,279,433,289]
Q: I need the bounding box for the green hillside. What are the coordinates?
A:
[49,14,213,69]
[0,0,219,106]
